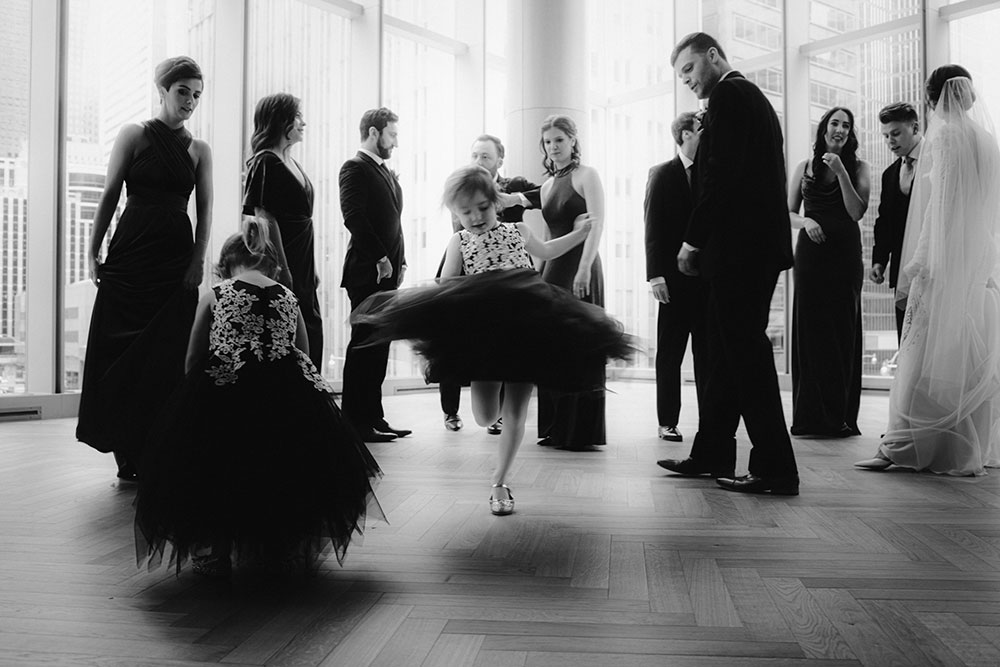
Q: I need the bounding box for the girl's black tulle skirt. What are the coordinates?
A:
[134,353,383,573]
[352,269,634,391]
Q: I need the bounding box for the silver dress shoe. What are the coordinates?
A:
[489,483,514,515]
[658,425,683,441]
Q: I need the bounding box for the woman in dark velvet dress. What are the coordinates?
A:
[243,93,323,371]
[788,106,870,438]
[76,57,213,480]
[535,115,609,451]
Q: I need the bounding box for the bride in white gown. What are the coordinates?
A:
[857,66,1000,475]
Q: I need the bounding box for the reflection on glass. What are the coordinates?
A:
[63,0,214,391]
[809,0,919,34]
[0,0,29,394]
[246,0,350,379]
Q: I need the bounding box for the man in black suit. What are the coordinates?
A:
[659,33,799,495]
[644,111,708,443]
[870,102,922,342]
[340,107,410,443]
[439,134,540,434]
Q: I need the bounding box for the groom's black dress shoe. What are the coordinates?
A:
[357,428,398,443]
[374,420,411,438]
[656,458,734,479]
[716,474,799,496]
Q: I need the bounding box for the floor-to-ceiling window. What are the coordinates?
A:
[804,1,923,378]
[382,0,462,380]
[9,0,1000,409]
[245,0,352,380]
[0,0,29,395]
[587,0,676,374]
[61,0,216,392]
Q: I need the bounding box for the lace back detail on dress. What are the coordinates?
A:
[206,280,331,391]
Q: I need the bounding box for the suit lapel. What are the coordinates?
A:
[358,151,400,210]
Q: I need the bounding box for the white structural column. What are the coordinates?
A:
[924,0,950,76]
[26,0,61,395]
[504,0,587,186]
[350,0,383,123]
[206,0,246,268]
[454,0,486,165]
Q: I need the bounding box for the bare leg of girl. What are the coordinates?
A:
[473,381,533,514]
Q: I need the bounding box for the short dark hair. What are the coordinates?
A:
[154,56,202,90]
[442,165,499,210]
[670,32,726,67]
[671,111,698,146]
[359,107,399,141]
[926,64,973,106]
[473,134,505,159]
[249,93,300,154]
[878,102,919,125]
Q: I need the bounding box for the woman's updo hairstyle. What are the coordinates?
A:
[154,56,202,91]
[926,64,973,108]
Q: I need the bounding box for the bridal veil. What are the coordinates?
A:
[882,75,1000,474]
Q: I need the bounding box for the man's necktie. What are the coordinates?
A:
[900,155,915,196]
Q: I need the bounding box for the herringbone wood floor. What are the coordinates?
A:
[2,382,1000,666]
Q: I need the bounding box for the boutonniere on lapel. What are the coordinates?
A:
[390,169,400,181]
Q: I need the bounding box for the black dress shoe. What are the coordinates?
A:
[358,428,398,443]
[374,420,411,438]
[537,436,557,447]
[716,473,799,496]
[486,418,502,435]
[656,457,733,478]
[444,414,463,431]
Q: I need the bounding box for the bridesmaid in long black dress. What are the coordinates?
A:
[77,57,213,480]
[535,115,609,450]
[788,106,870,437]
[243,93,324,371]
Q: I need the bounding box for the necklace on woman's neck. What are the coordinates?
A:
[553,162,577,178]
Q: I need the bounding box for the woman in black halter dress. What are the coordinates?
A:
[77,57,213,480]
[788,106,870,438]
[535,115,609,451]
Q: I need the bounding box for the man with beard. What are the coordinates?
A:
[340,107,410,442]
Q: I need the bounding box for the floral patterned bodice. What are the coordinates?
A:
[459,222,534,275]
[206,279,330,392]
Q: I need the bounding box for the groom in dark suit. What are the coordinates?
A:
[340,107,410,443]
[645,111,708,443]
[871,102,922,342]
[659,33,799,495]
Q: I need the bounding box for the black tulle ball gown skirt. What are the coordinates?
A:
[134,352,383,574]
[351,268,634,390]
